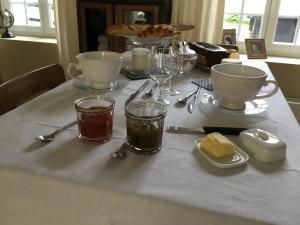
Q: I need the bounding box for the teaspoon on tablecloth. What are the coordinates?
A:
[111,143,129,159]
[176,88,198,104]
[36,120,77,142]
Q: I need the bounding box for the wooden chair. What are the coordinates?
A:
[0,64,65,115]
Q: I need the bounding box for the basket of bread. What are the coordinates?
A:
[107,23,194,48]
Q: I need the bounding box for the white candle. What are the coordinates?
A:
[132,48,150,72]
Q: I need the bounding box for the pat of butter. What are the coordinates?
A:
[201,132,235,158]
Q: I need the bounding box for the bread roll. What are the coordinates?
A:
[138,24,178,37]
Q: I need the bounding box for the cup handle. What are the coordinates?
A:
[254,80,279,99]
[67,62,80,79]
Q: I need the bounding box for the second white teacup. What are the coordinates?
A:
[68,51,122,90]
[211,64,279,110]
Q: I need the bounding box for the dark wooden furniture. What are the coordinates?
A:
[78,2,113,52]
[114,4,159,24]
[77,0,172,52]
[0,64,65,114]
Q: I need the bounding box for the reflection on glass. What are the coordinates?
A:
[123,11,153,24]
[274,18,297,43]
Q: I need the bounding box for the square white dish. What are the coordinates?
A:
[195,140,249,168]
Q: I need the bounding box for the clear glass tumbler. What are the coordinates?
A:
[74,95,115,142]
[125,101,167,154]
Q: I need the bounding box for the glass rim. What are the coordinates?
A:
[74,95,115,113]
[125,100,167,120]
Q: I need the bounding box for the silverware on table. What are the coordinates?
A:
[125,80,150,105]
[176,89,198,104]
[166,126,248,135]
[187,86,201,113]
[36,120,77,141]
[111,143,129,159]
[145,82,158,97]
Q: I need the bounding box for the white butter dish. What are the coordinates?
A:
[195,140,249,168]
[239,129,286,162]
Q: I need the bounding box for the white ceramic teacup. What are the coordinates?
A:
[211,64,279,110]
[67,51,122,89]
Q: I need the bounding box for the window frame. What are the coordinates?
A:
[224,0,300,58]
[0,0,56,38]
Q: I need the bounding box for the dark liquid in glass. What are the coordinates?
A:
[77,106,113,142]
[126,119,164,153]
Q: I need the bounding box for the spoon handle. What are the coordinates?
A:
[53,120,77,136]
[177,89,197,102]
[187,86,201,113]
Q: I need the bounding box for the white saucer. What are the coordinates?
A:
[200,93,268,115]
[72,76,129,92]
[195,140,249,168]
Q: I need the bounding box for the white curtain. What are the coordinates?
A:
[172,0,225,44]
[54,0,80,77]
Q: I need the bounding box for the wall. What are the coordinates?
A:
[0,39,58,83]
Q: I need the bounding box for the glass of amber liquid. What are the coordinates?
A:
[74,95,115,142]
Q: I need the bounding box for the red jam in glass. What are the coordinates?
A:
[75,96,115,142]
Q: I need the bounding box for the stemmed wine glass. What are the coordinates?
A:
[149,46,173,105]
[165,43,183,96]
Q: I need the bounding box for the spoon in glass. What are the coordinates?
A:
[36,120,77,142]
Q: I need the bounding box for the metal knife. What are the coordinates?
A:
[125,80,150,105]
[187,86,201,113]
[166,126,248,135]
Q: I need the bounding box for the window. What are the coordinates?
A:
[223,0,300,57]
[0,0,56,37]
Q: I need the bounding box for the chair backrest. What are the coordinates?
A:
[0,64,65,115]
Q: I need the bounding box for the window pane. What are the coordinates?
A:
[274,18,297,43]
[223,14,241,30]
[243,0,266,14]
[239,15,261,40]
[11,3,26,25]
[27,4,41,26]
[278,0,300,17]
[224,0,243,14]
[49,4,55,28]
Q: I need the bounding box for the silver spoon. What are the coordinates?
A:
[111,143,129,159]
[36,120,77,141]
[145,83,158,97]
[176,89,198,104]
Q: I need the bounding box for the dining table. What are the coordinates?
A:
[0,61,300,225]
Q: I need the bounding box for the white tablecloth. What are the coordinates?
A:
[0,62,300,225]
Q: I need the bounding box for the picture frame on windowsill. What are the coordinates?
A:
[245,38,267,59]
[222,29,236,45]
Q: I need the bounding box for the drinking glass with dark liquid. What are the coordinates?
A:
[125,101,167,154]
[74,95,115,142]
